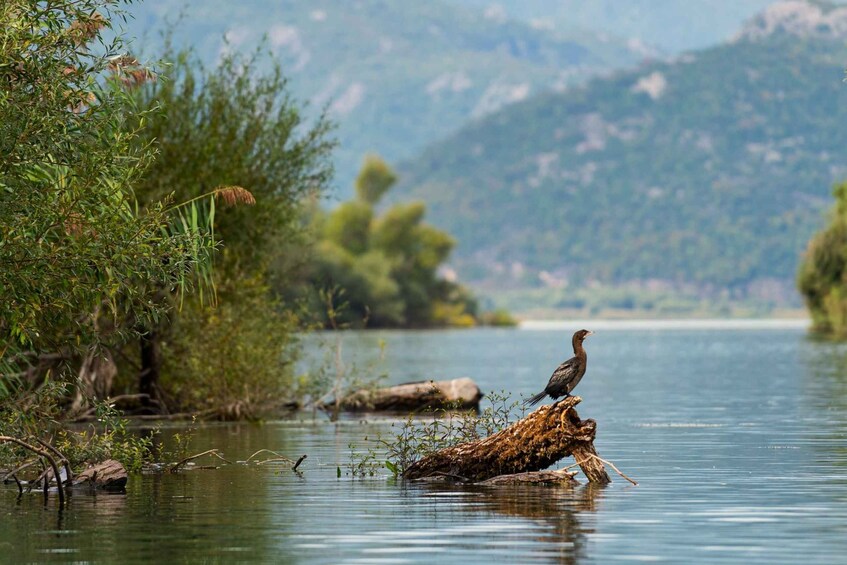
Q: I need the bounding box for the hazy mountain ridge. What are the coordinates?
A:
[395,22,847,306]
[736,0,847,41]
[126,0,647,193]
[453,0,779,52]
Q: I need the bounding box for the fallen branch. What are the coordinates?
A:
[244,450,307,472]
[2,459,37,484]
[402,396,611,484]
[36,438,72,485]
[169,449,233,473]
[255,458,292,465]
[11,474,22,496]
[72,460,128,490]
[580,453,638,486]
[244,449,294,464]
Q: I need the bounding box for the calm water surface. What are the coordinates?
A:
[4,325,847,564]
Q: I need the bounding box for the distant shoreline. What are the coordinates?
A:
[519,318,810,330]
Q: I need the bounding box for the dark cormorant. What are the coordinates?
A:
[525,329,594,406]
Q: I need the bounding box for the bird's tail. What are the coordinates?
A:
[524,391,547,407]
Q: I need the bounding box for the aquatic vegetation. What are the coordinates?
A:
[346,391,524,478]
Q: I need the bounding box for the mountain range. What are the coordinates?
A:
[126,0,649,193]
[394,1,847,310]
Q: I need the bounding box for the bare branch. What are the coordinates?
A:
[169,449,233,473]
[0,436,64,505]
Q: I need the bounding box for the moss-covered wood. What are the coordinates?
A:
[402,396,611,484]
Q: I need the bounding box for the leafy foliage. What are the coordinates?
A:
[0,1,213,385]
[132,43,335,274]
[157,277,300,419]
[798,182,847,336]
[356,155,397,205]
[0,382,154,473]
[124,42,335,414]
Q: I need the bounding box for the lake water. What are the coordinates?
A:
[4,324,847,564]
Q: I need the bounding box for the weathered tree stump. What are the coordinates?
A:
[338,378,482,412]
[71,460,128,491]
[402,396,611,484]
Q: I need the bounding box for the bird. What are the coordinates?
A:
[525,329,594,407]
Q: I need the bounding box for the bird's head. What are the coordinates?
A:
[574,329,594,342]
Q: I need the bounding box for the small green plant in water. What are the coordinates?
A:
[163,416,198,463]
[345,440,384,478]
[56,401,156,473]
[1,382,156,474]
[347,391,523,478]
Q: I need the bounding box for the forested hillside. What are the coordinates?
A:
[396,8,847,306]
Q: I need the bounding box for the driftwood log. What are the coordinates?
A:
[338,378,482,412]
[402,396,611,484]
[71,459,128,491]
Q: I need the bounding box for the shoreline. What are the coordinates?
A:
[519,318,811,330]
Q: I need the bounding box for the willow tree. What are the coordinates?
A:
[0,1,216,393]
[127,44,335,414]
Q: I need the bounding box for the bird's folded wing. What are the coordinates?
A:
[551,358,577,380]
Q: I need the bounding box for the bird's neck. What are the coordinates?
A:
[572,338,586,357]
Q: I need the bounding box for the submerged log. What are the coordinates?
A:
[338,378,482,412]
[402,396,611,484]
[72,460,128,491]
[479,469,579,486]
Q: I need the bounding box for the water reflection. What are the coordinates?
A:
[388,480,603,563]
[800,336,847,499]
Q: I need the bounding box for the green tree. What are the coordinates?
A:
[798,182,847,337]
[323,202,373,255]
[0,1,243,473]
[126,44,335,413]
[355,155,397,205]
[302,157,478,328]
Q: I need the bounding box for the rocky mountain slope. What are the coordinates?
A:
[395,1,847,305]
